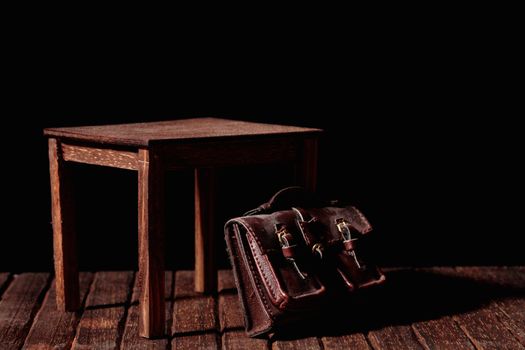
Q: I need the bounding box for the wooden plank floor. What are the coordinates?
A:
[0,267,523,350]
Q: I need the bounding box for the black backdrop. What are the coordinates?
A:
[2,30,522,271]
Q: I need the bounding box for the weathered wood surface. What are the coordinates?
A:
[368,325,425,350]
[222,330,268,350]
[23,273,93,350]
[410,268,476,350]
[492,268,525,346]
[61,142,139,170]
[218,270,267,350]
[120,272,173,350]
[453,267,525,350]
[412,316,475,350]
[272,337,321,350]
[321,333,371,350]
[71,271,134,350]
[0,273,49,350]
[0,267,523,350]
[44,117,322,147]
[172,271,217,349]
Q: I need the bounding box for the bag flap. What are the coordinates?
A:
[226,210,299,254]
[295,206,372,246]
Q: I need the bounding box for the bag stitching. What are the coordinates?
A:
[248,234,280,302]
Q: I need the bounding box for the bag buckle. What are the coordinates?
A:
[276,226,291,246]
[336,219,363,269]
[276,226,307,279]
[336,219,354,240]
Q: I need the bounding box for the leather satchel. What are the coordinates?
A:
[224,187,385,337]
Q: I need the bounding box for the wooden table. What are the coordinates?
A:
[44,118,321,338]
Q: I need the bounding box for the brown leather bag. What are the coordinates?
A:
[224,187,385,337]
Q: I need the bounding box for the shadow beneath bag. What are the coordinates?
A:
[270,268,525,340]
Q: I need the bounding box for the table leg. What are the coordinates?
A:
[194,168,217,293]
[297,137,319,192]
[48,138,80,311]
[138,149,165,338]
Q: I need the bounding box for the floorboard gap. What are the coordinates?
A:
[364,331,379,350]
[317,336,325,350]
[21,274,54,349]
[410,324,430,350]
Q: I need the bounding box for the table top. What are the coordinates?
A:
[44,118,322,147]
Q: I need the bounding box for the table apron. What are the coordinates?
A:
[61,142,139,170]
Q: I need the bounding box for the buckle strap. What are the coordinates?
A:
[276,226,306,280]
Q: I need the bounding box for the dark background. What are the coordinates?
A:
[2,19,522,272]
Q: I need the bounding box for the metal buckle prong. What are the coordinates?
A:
[312,243,324,259]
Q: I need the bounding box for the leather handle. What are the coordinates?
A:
[244,186,321,216]
[244,187,304,215]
